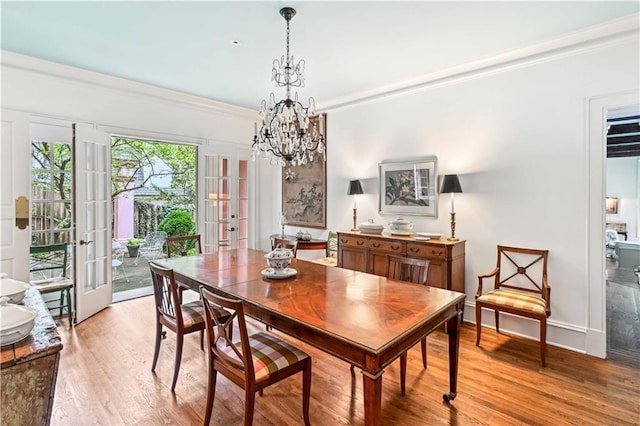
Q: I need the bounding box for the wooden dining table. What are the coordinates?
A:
[154,248,466,425]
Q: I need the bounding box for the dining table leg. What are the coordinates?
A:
[443,305,462,403]
[362,369,383,426]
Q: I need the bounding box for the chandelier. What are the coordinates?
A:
[251,7,325,167]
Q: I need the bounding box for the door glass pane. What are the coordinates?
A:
[239,160,247,178]
[31,138,74,276]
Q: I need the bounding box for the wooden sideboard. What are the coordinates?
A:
[337,231,466,293]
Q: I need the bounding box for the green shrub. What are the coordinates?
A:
[157,210,195,237]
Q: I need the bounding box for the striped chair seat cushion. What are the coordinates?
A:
[222,331,309,381]
[477,289,546,315]
[181,301,228,328]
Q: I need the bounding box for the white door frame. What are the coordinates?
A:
[586,90,639,358]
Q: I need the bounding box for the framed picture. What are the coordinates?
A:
[282,114,327,229]
[379,156,438,217]
[605,197,618,214]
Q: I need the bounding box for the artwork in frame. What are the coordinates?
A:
[605,197,618,214]
[379,156,438,217]
[281,114,327,229]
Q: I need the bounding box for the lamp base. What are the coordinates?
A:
[351,227,359,232]
[447,237,459,241]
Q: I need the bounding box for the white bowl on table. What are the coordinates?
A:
[0,296,37,346]
[0,272,29,303]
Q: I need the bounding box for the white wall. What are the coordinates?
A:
[2,26,639,355]
[255,34,640,354]
[606,157,638,241]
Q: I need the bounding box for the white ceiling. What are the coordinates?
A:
[1,1,638,111]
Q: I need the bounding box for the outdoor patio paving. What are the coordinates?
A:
[112,254,155,301]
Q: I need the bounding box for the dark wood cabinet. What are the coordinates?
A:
[337,231,465,293]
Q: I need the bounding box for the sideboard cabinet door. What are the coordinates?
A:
[337,233,367,272]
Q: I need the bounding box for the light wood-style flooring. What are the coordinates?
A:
[52,295,640,425]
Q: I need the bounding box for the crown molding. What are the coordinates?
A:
[320,13,640,112]
[0,50,258,120]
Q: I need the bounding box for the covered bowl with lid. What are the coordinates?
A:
[389,217,414,232]
[0,272,29,303]
[265,246,294,270]
[0,296,37,346]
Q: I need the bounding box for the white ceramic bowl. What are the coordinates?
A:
[359,220,384,235]
[389,217,414,232]
[0,273,29,303]
[265,247,293,270]
[0,297,37,346]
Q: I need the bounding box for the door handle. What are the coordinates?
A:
[79,240,93,245]
[227,227,236,232]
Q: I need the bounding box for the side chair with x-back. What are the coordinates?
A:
[148,262,232,391]
[475,245,551,366]
[200,286,312,425]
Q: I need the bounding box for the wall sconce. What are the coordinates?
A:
[347,180,364,231]
[440,174,463,241]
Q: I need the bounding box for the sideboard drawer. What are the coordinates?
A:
[369,239,406,253]
[339,235,368,248]
[407,243,446,260]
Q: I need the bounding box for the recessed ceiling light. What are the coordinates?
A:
[231,40,241,46]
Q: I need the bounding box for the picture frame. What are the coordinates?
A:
[281,113,327,229]
[379,156,438,217]
[605,197,618,214]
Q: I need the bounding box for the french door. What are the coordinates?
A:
[73,123,112,323]
[199,146,250,252]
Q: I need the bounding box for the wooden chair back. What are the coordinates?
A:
[166,234,202,258]
[493,245,549,301]
[149,262,183,328]
[200,287,254,384]
[385,255,429,284]
[29,243,69,278]
[272,237,298,257]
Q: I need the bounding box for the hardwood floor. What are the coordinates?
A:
[606,259,640,366]
[52,295,640,425]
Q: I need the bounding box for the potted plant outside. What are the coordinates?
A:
[126,238,144,258]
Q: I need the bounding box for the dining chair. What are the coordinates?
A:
[29,243,74,326]
[476,245,551,366]
[310,231,338,267]
[272,237,297,257]
[200,286,312,426]
[148,262,232,391]
[166,234,202,258]
[385,254,430,396]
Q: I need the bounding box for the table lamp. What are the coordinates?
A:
[440,174,463,241]
[347,180,364,231]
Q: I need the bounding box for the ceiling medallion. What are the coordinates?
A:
[251,7,325,167]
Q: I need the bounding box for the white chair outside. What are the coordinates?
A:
[135,231,168,265]
[112,240,129,282]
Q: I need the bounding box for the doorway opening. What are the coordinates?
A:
[605,106,640,366]
[110,137,196,303]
